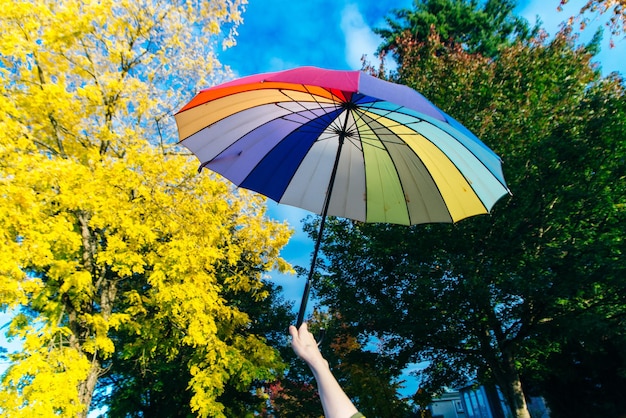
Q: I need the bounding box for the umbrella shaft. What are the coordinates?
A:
[296,212,327,328]
[296,112,350,328]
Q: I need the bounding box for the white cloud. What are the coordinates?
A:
[340,3,383,69]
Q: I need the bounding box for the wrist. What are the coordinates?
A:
[307,357,330,372]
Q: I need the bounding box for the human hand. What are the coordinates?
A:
[289,323,359,418]
[289,322,327,370]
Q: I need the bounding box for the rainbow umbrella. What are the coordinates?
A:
[175,66,509,326]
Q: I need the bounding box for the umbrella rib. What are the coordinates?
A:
[274,103,329,129]
[273,86,348,136]
[360,101,425,128]
[280,86,343,114]
[350,109,412,151]
[275,103,334,130]
[353,103,417,142]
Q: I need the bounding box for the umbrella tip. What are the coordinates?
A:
[198,161,209,173]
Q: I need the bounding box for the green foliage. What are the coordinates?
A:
[314,21,626,418]
[525,309,626,418]
[375,0,535,62]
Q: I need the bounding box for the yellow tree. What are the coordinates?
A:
[0,0,293,416]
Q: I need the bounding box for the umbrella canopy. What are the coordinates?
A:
[175,66,510,325]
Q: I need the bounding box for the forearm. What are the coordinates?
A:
[289,324,360,418]
[308,359,359,418]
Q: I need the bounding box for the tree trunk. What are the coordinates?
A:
[482,304,531,418]
[72,211,118,416]
[77,357,102,418]
[497,349,530,418]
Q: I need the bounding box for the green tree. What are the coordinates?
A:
[312,28,626,418]
[375,0,534,63]
[526,312,626,418]
[0,0,295,416]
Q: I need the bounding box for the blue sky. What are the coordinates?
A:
[218,0,626,312]
[223,0,625,78]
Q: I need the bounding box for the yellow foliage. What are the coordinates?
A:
[0,0,294,416]
[0,342,91,417]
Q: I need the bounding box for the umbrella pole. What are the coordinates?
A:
[296,117,349,328]
[295,213,328,328]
